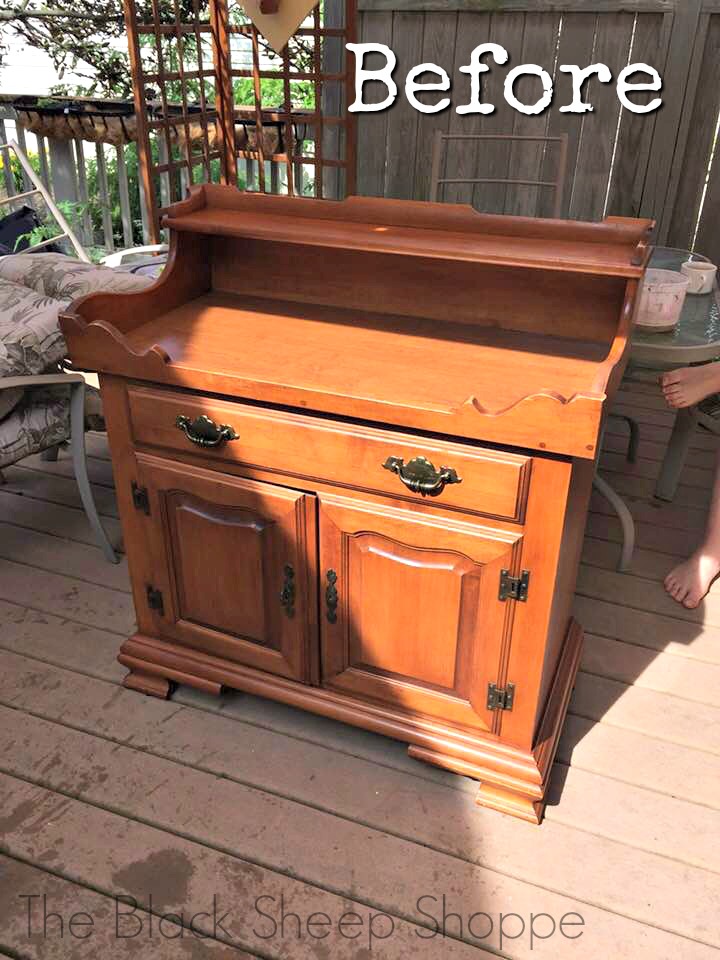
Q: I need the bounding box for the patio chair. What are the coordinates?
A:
[593,413,639,572]
[0,251,154,561]
[428,131,569,217]
[0,371,119,562]
[101,244,168,269]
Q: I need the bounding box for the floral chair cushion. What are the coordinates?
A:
[0,277,69,377]
[0,252,153,302]
[0,385,24,421]
[0,381,105,469]
[0,383,70,469]
[0,253,153,380]
[0,254,151,469]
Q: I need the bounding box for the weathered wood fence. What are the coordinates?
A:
[356,0,720,264]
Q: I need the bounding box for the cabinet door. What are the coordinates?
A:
[136,453,317,682]
[319,494,523,731]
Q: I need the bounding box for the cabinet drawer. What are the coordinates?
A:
[126,385,532,521]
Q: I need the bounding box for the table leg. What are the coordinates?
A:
[655,406,698,502]
[593,473,635,572]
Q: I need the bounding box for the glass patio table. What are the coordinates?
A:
[629,246,720,501]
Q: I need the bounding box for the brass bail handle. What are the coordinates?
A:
[175,414,239,448]
[382,455,461,496]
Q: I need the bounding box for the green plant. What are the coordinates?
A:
[13,221,54,252]
[13,199,84,251]
[4,151,42,194]
[233,77,315,110]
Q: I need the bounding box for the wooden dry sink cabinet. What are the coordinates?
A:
[61,185,653,823]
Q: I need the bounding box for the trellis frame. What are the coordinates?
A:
[123,0,358,242]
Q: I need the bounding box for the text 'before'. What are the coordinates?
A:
[347,43,663,116]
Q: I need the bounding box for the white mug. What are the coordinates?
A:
[680,259,717,294]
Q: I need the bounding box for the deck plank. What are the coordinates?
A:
[22,447,117,487]
[0,650,718,918]
[2,592,713,777]
[582,537,687,581]
[581,633,720,706]
[84,431,112,460]
[0,774,503,960]
[603,430,716,469]
[606,416,718,453]
[0,559,135,636]
[610,401,706,432]
[599,451,712,488]
[0,686,718,953]
[0,464,118,516]
[543,762,720,870]
[586,511,702,556]
[593,471,711,508]
[0,489,122,546]
[577,564,720,630]
[590,493,708,532]
[570,672,720,754]
[557,714,720,808]
[573,595,720,663]
[0,522,130,592]
[615,387,682,411]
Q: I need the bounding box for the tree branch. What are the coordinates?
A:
[0,8,122,21]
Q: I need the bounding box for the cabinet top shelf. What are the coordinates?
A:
[163,184,654,279]
[61,185,651,459]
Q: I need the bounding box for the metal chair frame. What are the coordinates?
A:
[0,372,118,563]
[429,131,569,218]
[593,414,640,573]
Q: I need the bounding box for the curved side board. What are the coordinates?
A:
[59,313,172,381]
[59,228,212,371]
[459,391,605,458]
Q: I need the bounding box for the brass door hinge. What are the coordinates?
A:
[498,569,530,602]
[487,682,515,711]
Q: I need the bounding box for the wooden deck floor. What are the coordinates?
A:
[0,377,718,959]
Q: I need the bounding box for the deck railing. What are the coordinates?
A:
[0,105,152,256]
[0,101,319,256]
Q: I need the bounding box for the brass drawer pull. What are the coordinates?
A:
[175,414,239,448]
[280,564,295,618]
[382,455,461,497]
[326,570,338,623]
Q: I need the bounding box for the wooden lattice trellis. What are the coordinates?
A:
[123,0,357,242]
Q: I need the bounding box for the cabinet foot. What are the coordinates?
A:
[408,744,544,823]
[476,782,544,824]
[118,638,224,697]
[122,669,173,699]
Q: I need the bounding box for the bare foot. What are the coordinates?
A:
[664,550,720,608]
[660,364,720,409]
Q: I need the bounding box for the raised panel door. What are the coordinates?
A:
[136,452,317,682]
[319,493,523,731]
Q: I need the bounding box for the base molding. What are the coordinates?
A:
[118,618,582,823]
